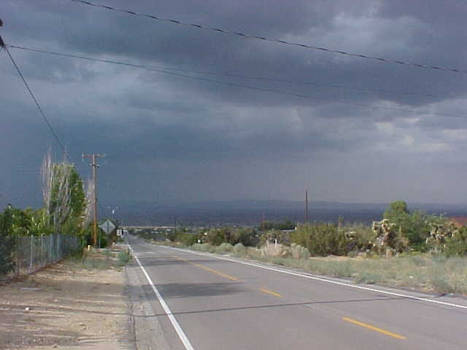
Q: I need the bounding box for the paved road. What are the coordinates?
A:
[126,235,467,349]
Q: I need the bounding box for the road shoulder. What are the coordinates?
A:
[0,248,132,350]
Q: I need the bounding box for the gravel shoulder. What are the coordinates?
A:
[0,248,133,350]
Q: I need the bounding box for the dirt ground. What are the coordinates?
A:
[0,248,133,350]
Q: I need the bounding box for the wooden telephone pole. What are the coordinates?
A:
[305,189,309,224]
[83,153,104,246]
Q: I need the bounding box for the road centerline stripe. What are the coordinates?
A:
[259,288,282,298]
[127,245,194,350]
[172,255,239,281]
[342,317,406,340]
[164,246,467,310]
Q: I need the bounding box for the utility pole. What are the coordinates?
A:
[305,189,309,224]
[83,153,104,246]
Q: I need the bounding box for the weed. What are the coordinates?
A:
[117,250,131,266]
[233,243,247,256]
[215,243,233,254]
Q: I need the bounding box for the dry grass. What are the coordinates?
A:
[69,246,132,270]
[185,242,467,295]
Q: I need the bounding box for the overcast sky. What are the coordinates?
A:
[2,0,467,208]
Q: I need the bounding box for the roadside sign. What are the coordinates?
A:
[99,219,116,234]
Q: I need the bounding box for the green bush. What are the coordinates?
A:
[342,224,376,254]
[230,227,259,246]
[98,231,108,248]
[192,243,211,252]
[443,227,467,257]
[0,208,16,276]
[383,201,435,248]
[176,232,198,246]
[206,229,226,246]
[291,224,347,256]
[215,243,234,254]
[118,250,131,266]
[259,220,295,231]
[233,243,247,256]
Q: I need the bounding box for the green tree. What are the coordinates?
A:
[4,205,32,236]
[0,207,16,275]
[48,163,86,234]
[444,227,467,256]
[383,201,409,221]
[206,229,225,246]
[383,201,431,247]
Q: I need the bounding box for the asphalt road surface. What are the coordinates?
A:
[126,235,466,350]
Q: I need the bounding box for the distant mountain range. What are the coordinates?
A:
[105,200,467,226]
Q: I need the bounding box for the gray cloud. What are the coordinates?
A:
[2,0,467,207]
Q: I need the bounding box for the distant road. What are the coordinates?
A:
[127,235,467,349]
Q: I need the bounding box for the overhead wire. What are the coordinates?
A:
[0,39,71,162]
[7,44,467,120]
[5,44,313,99]
[69,0,467,75]
[9,44,439,99]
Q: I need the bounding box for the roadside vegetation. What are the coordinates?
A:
[69,247,131,270]
[0,151,120,278]
[133,200,467,295]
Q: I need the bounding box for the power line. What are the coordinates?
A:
[5,44,312,99]
[7,44,467,120]
[0,38,71,161]
[69,0,467,75]
[9,44,438,99]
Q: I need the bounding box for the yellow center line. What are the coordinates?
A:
[172,256,238,281]
[259,288,282,298]
[342,317,406,340]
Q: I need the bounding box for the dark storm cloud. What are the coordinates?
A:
[2,0,467,205]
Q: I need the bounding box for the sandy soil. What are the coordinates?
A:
[0,249,132,350]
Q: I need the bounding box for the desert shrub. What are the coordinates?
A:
[230,227,259,246]
[342,224,376,254]
[383,201,440,249]
[206,229,226,246]
[233,243,247,256]
[260,242,291,258]
[215,243,233,254]
[290,243,310,260]
[176,232,198,246]
[372,219,409,254]
[443,227,467,257]
[192,243,211,252]
[291,224,347,256]
[259,220,295,231]
[259,229,291,246]
[246,246,261,258]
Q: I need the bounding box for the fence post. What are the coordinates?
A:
[40,234,44,268]
[50,234,53,264]
[29,235,33,273]
[16,236,20,276]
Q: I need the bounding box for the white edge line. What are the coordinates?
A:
[162,245,467,311]
[128,244,195,350]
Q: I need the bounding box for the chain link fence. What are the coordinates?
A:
[12,234,81,276]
